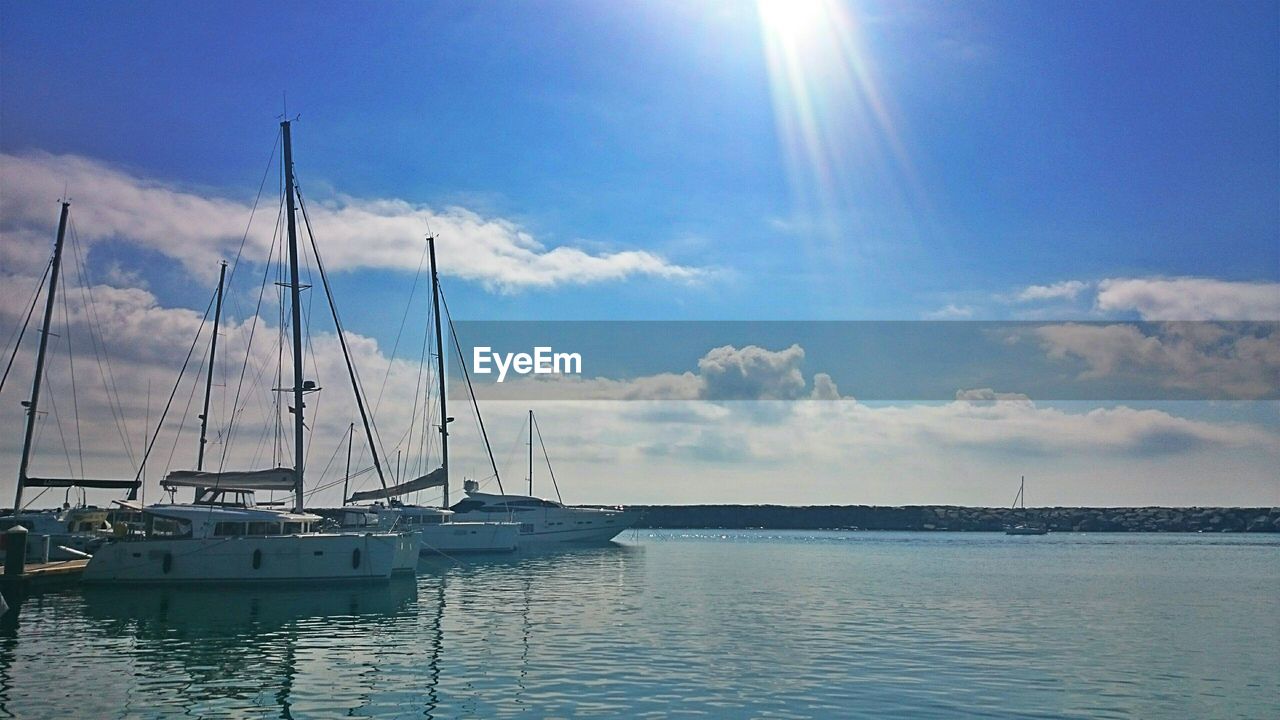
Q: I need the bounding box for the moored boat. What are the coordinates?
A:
[83,503,403,583]
[85,120,408,583]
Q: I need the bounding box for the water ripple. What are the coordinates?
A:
[0,531,1275,718]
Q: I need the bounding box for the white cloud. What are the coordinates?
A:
[0,151,701,291]
[924,304,973,319]
[1096,277,1280,320]
[954,388,1031,404]
[1035,322,1280,399]
[1016,280,1088,302]
[2,276,1276,507]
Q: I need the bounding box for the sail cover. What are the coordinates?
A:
[25,477,140,489]
[348,467,446,502]
[162,467,296,491]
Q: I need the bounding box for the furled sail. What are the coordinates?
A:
[162,467,296,491]
[348,467,446,502]
[24,477,140,489]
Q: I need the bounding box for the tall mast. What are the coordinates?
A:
[282,120,306,514]
[428,236,449,507]
[528,409,533,496]
[196,261,227,472]
[14,202,70,516]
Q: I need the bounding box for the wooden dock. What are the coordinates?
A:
[2,559,87,597]
[23,558,88,585]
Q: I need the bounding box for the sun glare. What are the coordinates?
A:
[755,0,920,274]
[757,0,827,44]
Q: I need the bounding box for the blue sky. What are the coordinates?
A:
[1,1,1277,506]
[4,0,1276,327]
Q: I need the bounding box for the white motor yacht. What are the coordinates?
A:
[451,481,638,545]
[350,503,518,555]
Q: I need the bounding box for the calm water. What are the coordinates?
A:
[1,531,1276,719]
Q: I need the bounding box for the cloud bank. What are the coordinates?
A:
[0,151,700,290]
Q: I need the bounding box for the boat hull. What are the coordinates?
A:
[389,531,421,572]
[416,522,520,556]
[458,508,639,545]
[83,533,399,584]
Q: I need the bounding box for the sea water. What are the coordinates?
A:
[1,530,1276,718]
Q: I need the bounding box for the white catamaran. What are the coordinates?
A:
[84,120,414,583]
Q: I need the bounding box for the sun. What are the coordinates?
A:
[756,0,829,45]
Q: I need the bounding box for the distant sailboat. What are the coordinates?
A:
[1004,476,1048,535]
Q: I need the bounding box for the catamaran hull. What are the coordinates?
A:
[389,532,421,572]
[416,522,520,556]
[82,533,400,584]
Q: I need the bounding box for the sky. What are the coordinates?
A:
[1,0,1277,508]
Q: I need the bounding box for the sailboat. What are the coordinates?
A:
[339,235,519,555]
[1004,476,1049,535]
[450,409,639,545]
[84,120,412,583]
[3,201,138,563]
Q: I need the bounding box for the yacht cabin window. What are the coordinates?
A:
[146,515,192,539]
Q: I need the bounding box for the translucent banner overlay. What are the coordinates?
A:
[446,321,1280,402]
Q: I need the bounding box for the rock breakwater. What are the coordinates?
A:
[628,505,1280,532]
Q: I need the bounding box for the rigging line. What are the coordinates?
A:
[221,195,285,462]
[531,412,565,505]
[41,363,77,477]
[160,338,209,480]
[408,301,436,478]
[67,215,139,469]
[293,184,390,490]
[224,127,282,298]
[57,250,85,478]
[130,289,217,488]
[310,426,348,498]
[439,288,505,495]
[20,486,50,512]
[371,240,431,416]
[0,256,52,395]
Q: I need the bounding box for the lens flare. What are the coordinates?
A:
[756,0,922,270]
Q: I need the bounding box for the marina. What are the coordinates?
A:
[2,2,1276,717]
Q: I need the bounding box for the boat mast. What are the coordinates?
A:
[282,120,306,514]
[528,409,533,496]
[196,261,227,473]
[13,201,70,517]
[343,421,353,503]
[427,235,450,507]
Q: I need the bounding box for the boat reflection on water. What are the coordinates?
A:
[1,542,644,719]
[79,576,420,631]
